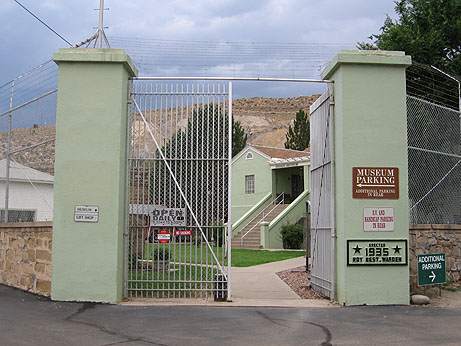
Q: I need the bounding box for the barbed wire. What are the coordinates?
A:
[109,37,353,78]
[0,60,58,115]
[406,61,460,111]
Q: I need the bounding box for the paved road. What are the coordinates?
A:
[1,284,461,346]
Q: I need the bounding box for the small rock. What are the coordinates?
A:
[411,294,430,305]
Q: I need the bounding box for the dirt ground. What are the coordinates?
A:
[276,265,328,300]
[423,282,461,307]
[278,265,461,307]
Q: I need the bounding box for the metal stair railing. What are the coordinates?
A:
[240,192,285,245]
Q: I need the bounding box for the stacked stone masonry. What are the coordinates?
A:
[0,221,459,298]
[410,224,461,294]
[0,222,52,296]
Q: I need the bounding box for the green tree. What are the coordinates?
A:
[232,117,247,157]
[358,0,461,77]
[284,109,310,151]
[151,105,230,227]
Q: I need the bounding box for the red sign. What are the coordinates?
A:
[157,230,171,243]
[353,167,399,199]
[174,230,193,236]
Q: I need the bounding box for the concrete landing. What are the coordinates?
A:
[122,257,335,308]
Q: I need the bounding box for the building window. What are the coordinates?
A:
[245,175,255,194]
[246,152,253,160]
[0,209,36,223]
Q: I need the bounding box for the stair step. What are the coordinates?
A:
[232,244,263,249]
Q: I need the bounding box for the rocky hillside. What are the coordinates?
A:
[0,95,319,175]
[233,95,319,147]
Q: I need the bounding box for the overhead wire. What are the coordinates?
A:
[12,0,73,47]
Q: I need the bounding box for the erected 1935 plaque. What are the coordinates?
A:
[347,239,407,266]
[353,167,399,199]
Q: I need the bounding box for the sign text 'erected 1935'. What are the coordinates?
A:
[347,239,407,265]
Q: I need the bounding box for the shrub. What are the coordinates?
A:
[209,223,226,247]
[152,248,170,261]
[280,224,304,249]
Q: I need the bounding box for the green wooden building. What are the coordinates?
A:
[231,144,310,249]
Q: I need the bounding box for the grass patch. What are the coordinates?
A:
[127,264,219,298]
[143,243,304,268]
[145,243,227,266]
[231,249,304,267]
[442,281,461,292]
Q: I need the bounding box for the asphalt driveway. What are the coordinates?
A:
[1,284,461,346]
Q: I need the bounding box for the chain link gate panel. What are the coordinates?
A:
[126,81,232,299]
[310,87,335,299]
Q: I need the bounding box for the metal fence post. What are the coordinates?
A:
[4,80,14,223]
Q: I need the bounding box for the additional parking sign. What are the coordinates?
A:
[417,253,446,286]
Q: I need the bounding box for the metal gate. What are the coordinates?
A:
[309,86,335,299]
[126,80,232,299]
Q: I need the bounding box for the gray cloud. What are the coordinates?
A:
[0,0,397,98]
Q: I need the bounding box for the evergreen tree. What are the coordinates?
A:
[150,105,231,226]
[232,117,247,157]
[284,109,310,151]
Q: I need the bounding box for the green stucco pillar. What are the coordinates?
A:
[322,50,411,305]
[51,49,137,303]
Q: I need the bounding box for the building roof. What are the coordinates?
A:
[0,159,54,183]
[249,144,310,160]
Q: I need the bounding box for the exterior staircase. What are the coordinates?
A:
[232,204,289,249]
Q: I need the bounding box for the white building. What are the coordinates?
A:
[0,159,54,222]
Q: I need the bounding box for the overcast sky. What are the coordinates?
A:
[0,0,398,98]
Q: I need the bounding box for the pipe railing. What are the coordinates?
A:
[240,192,285,245]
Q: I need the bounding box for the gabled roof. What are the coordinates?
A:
[0,159,54,183]
[232,144,310,165]
[248,144,309,160]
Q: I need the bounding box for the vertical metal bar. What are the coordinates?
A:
[124,79,132,298]
[174,83,179,298]
[214,84,220,278]
[153,83,159,298]
[98,0,104,48]
[227,82,233,301]
[148,83,153,298]
[179,83,185,298]
[328,84,336,300]
[5,80,14,223]
[186,83,192,297]
[199,85,203,297]
[137,83,143,298]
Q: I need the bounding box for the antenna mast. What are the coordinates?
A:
[72,0,111,48]
[97,0,110,48]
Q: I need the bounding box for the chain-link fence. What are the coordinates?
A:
[407,63,461,224]
[0,60,57,223]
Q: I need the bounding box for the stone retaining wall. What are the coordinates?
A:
[0,222,52,296]
[1,221,459,298]
[409,224,461,293]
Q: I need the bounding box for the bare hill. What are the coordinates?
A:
[0,95,319,175]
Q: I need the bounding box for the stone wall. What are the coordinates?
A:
[0,222,52,296]
[409,224,461,293]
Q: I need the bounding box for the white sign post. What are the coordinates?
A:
[363,207,394,232]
